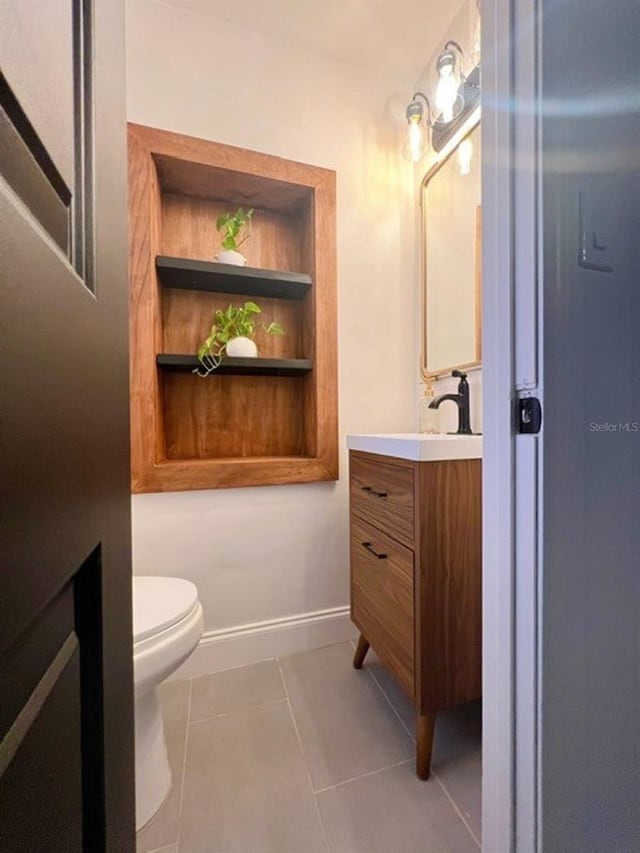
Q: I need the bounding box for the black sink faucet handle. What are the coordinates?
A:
[428,369,473,434]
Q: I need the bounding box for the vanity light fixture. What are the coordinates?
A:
[403,91,432,162]
[435,40,465,125]
[405,36,480,159]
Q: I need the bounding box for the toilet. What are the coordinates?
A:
[132,576,203,830]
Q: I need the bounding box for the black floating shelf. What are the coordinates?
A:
[156,256,312,301]
[157,354,313,377]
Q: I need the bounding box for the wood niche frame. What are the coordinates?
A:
[128,123,338,493]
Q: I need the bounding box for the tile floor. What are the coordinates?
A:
[137,641,481,853]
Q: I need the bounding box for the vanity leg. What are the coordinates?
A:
[416,713,436,780]
[353,635,370,669]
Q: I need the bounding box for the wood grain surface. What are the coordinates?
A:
[128,123,338,491]
[348,451,482,778]
[350,452,415,547]
[416,459,482,711]
[351,516,415,698]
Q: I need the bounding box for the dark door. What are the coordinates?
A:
[0,3,134,851]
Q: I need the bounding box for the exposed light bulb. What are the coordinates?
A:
[458,138,473,175]
[436,65,458,124]
[404,115,425,162]
[435,42,465,125]
[403,95,430,161]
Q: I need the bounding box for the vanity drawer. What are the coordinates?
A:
[350,452,414,547]
[350,516,414,697]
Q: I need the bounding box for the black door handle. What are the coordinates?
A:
[361,486,388,498]
[362,542,387,560]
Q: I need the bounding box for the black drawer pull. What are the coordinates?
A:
[362,541,388,560]
[361,486,388,498]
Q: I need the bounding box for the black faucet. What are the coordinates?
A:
[428,370,472,435]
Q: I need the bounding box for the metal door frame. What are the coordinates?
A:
[482,1,541,850]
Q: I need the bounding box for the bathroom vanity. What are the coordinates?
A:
[347,434,482,780]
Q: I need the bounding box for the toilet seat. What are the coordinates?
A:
[133,576,199,643]
[133,576,204,696]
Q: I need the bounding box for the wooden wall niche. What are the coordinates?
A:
[128,123,338,492]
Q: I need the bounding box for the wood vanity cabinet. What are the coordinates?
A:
[349,450,482,780]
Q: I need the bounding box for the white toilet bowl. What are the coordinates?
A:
[132,576,203,830]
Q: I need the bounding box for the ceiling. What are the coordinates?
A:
[158,0,458,84]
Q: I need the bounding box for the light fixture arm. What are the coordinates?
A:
[407,91,433,127]
[438,40,466,82]
[443,39,464,54]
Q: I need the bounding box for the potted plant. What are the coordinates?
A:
[195,301,284,376]
[214,207,254,266]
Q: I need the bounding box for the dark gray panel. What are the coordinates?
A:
[0,1,95,288]
[0,0,75,189]
[0,1,133,849]
[0,586,75,738]
[0,645,83,853]
[541,1,640,850]
[0,75,70,252]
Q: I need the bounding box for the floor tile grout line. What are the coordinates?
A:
[313,758,412,795]
[365,665,416,744]
[276,658,332,853]
[174,677,193,853]
[184,656,280,685]
[187,697,287,728]
[167,648,480,851]
[365,663,481,848]
[432,769,482,849]
[279,646,415,795]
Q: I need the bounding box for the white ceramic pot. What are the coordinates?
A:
[226,336,258,358]
[215,249,246,266]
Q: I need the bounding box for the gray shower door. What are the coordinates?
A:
[483,0,640,850]
[539,0,640,850]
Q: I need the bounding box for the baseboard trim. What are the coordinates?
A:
[171,605,357,680]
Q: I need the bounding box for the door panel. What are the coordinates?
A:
[0,74,71,252]
[0,0,75,189]
[0,2,133,850]
[541,1,640,850]
[0,640,83,853]
[1,191,108,650]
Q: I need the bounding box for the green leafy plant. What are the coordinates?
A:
[195,301,285,376]
[216,207,254,252]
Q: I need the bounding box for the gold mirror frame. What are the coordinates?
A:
[420,115,482,381]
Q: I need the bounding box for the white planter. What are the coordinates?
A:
[226,336,258,358]
[215,249,246,266]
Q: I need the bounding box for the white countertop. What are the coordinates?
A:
[346,432,482,462]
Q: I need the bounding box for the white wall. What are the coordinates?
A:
[126,0,418,647]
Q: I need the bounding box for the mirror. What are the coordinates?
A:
[421,122,481,378]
